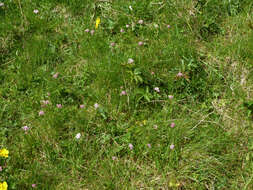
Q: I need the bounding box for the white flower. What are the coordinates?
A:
[154,87,160,92]
[33,9,39,14]
[75,133,81,139]
[0,2,4,7]
[128,58,134,64]
[94,103,99,109]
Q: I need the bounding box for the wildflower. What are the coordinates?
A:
[32,184,36,188]
[0,149,9,158]
[80,104,85,109]
[56,104,62,108]
[120,91,127,96]
[138,41,143,46]
[0,2,4,7]
[177,72,183,77]
[129,5,133,11]
[151,71,155,75]
[75,133,81,139]
[39,110,44,116]
[167,24,171,29]
[126,24,130,28]
[128,143,133,150]
[0,181,8,190]
[154,87,160,92]
[33,9,39,14]
[95,17,100,29]
[154,24,159,28]
[90,30,95,35]
[85,29,90,33]
[168,95,173,99]
[154,125,158,129]
[47,92,50,96]
[120,28,124,33]
[170,122,175,128]
[128,58,134,64]
[170,144,175,150]
[112,156,117,160]
[0,166,2,172]
[94,103,99,109]
[138,20,144,24]
[147,144,151,148]
[41,100,50,107]
[22,126,29,131]
[110,42,115,47]
[53,73,59,78]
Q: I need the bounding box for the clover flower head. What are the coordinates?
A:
[39,110,44,116]
[75,133,81,139]
[168,95,174,99]
[120,91,127,96]
[128,58,134,64]
[94,103,99,109]
[154,87,160,92]
[138,20,144,24]
[138,41,143,46]
[57,104,62,108]
[33,9,39,14]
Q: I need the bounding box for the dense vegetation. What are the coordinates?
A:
[0,0,253,189]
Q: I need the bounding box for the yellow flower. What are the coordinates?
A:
[0,181,8,190]
[95,17,100,29]
[0,149,9,158]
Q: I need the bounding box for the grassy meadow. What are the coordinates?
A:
[0,0,253,189]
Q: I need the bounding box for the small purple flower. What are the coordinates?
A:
[0,166,2,172]
[39,110,44,116]
[110,42,116,47]
[128,58,134,64]
[32,184,36,188]
[53,73,59,78]
[138,20,144,24]
[85,29,90,33]
[138,41,143,46]
[0,2,4,7]
[22,126,29,131]
[177,72,183,77]
[75,133,81,139]
[120,28,124,33]
[154,125,158,129]
[147,144,151,148]
[94,103,99,109]
[80,104,85,109]
[57,104,62,108]
[120,91,127,96]
[167,25,171,29]
[47,92,50,96]
[170,144,175,150]
[168,95,174,99]
[151,71,155,75]
[129,143,133,150]
[126,24,130,28]
[33,9,39,14]
[90,30,95,35]
[170,122,175,128]
[154,87,160,93]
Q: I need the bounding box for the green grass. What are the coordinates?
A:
[0,0,253,189]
